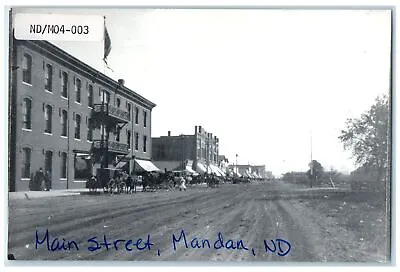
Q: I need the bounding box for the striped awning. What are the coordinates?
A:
[135,159,161,172]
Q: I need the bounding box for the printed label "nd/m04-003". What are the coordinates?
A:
[14,13,103,41]
[29,24,90,35]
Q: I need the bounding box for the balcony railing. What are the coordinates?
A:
[93,103,130,123]
[93,139,129,154]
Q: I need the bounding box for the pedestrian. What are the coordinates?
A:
[179,175,187,191]
[32,168,45,191]
[44,170,51,191]
[88,175,97,192]
[126,175,133,193]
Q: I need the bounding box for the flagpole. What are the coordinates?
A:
[103,16,106,75]
[310,130,313,188]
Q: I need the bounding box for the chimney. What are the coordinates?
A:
[199,126,202,133]
[168,131,171,136]
[195,126,197,135]
[118,79,125,86]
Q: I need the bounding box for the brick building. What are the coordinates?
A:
[152,125,223,175]
[9,39,156,192]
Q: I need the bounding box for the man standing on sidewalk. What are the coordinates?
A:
[30,168,45,191]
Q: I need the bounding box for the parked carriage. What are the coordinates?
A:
[86,168,126,194]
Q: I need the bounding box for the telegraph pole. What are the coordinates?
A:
[235,154,238,176]
[310,131,313,188]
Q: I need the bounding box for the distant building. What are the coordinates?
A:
[218,155,230,173]
[9,39,156,191]
[152,125,222,175]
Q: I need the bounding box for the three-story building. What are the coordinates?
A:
[9,39,156,191]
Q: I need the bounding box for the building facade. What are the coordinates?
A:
[9,39,156,192]
[152,125,220,174]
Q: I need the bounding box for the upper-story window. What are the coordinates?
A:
[87,118,93,141]
[44,64,53,92]
[116,98,121,108]
[22,98,32,130]
[135,107,139,124]
[115,125,120,142]
[74,114,81,139]
[127,130,131,149]
[135,132,139,151]
[44,104,52,134]
[61,71,68,98]
[22,54,32,84]
[102,90,110,104]
[143,110,147,128]
[75,78,81,103]
[127,103,132,120]
[61,110,68,137]
[143,135,147,152]
[88,84,94,108]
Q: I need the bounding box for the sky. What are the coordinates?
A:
[14,8,392,176]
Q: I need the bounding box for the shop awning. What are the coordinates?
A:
[196,162,207,174]
[185,166,197,174]
[75,153,91,159]
[135,159,161,172]
[115,161,128,170]
[215,166,226,177]
[210,165,222,177]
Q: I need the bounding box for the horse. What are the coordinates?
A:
[125,175,136,194]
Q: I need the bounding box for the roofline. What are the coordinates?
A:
[152,134,194,139]
[15,39,156,110]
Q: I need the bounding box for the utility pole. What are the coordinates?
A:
[235,154,238,176]
[310,131,313,188]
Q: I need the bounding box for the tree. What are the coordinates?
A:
[338,95,390,183]
[306,160,324,187]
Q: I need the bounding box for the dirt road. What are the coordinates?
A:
[8,181,390,262]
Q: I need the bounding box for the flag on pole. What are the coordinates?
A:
[104,26,111,62]
[103,17,113,71]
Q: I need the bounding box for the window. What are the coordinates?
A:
[61,71,68,98]
[143,110,147,128]
[100,124,106,137]
[22,54,32,84]
[74,114,81,139]
[143,135,147,152]
[87,118,93,141]
[116,98,121,108]
[21,147,31,178]
[116,125,120,142]
[60,152,67,179]
[44,150,53,176]
[75,78,81,103]
[44,105,52,133]
[127,130,131,149]
[102,90,110,104]
[22,98,32,129]
[88,84,93,107]
[44,64,53,92]
[135,107,139,124]
[135,132,139,150]
[61,110,68,136]
[127,103,131,120]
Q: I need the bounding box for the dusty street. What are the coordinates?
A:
[8,181,390,262]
